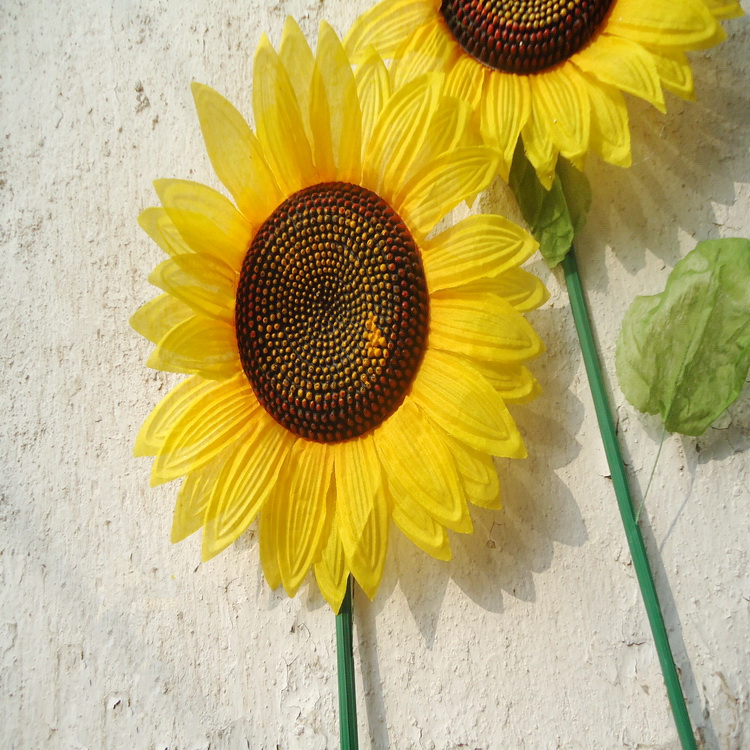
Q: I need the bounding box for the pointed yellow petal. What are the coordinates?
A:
[278,17,316,146]
[134,376,208,457]
[130,293,192,344]
[442,433,501,510]
[573,35,665,113]
[445,55,485,111]
[344,0,436,63]
[273,440,334,597]
[702,0,743,20]
[522,105,558,189]
[310,21,362,183]
[151,372,259,485]
[646,47,695,99]
[364,73,442,198]
[410,348,526,458]
[390,19,456,90]
[259,495,282,590]
[455,269,550,313]
[397,146,499,236]
[430,291,545,363]
[190,82,283,224]
[314,517,349,612]
[468,361,542,404]
[138,208,192,258]
[148,257,235,324]
[153,179,252,269]
[253,34,316,196]
[334,435,388,600]
[355,50,391,156]
[481,72,531,180]
[376,398,471,533]
[146,315,240,379]
[388,484,451,560]
[423,214,537,292]
[584,76,632,168]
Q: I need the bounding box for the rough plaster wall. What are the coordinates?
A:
[1,0,748,747]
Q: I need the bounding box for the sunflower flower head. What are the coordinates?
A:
[132,19,546,611]
[345,0,743,187]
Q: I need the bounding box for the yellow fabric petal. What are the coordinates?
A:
[423,214,537,292]
[646,47,695,99]
[355,50,391,157]
[148,257,235,324]
[573,34,665,113]
[275,440,334,597]
[522,103,558,189]
[146,315,240,379]
[397,146,499,236]
[481,72,531,180]
[259,495,282,590]
[584,76,632,168]
[138,208,192,259]
[202,415,296,561]
[468,360,542,405]
[455,269,550,313]
[442,432,501,510]
[364,73,442,198]
[334,435,388,599]
[430,291,545,363]
[253,34,316,196]
[388,484,451,560]
[310,21,362,183]
[151,372,259,485]
[153,179,252,269]
[134,375,209,457]
[376,398,471,533]
[130,293,192,345]
[390,19,456,90]
[604,0,720,49]
[190,82,282,225]
[410,348,526,458]
[344,0,437,63]
[702,0,743,20]
[278,17,316,147]
[445,56,485,111]
[314,516,349,613]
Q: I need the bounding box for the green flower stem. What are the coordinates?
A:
[336,575,359,750]
[562,248,697,750]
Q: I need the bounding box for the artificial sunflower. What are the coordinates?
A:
[345,0,743,187]
[132,19,546,611]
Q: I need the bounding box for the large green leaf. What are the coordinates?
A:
[508,143,591,267]
[616,239,750,436]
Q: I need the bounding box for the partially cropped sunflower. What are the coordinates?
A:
[345,0,743,186]
[132,20,546,611]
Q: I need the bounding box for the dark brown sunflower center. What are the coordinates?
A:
[440,0,614,74]
[235,182,429,444]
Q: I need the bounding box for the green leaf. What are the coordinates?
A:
[508,143,591,267]
[616,238,750,436]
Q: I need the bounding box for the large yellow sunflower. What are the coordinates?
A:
[132,19,546,611]
[345,0,743,187]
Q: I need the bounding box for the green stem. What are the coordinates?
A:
[336,575,359,750]
[561,248,697,750]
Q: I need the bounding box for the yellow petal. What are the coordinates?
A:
[388,484,451,560]
[376,398,471,533]
[150,372,259,485]
[522,105,558,189]
[445,55,485,110]
[138,208,193,258]
[646,47,695,99]
[702,0,744,20]
[410,348,526,458]
[430,291,545,363]
[442,432,501,510]
[310,21,362,183]
[190,82,283,225]
[584,76,632,168]
[278,17,316,147]
[130,293,192,344]
[397,146,499,236]
[573,34,665,113]
[364,73,442,198]
[253,34,317,196]
[481,72,531,179]
[468,361,542,404]
[275,439,334,597]
[202,415,295,561]
[344,0,436,63]
[314,518,349,612]
[259,496,282,590]
[148,258,235,324]
[355,50,391,156]
[423,214,537,292]
[153,179,252,269]
[134,375,209,457]
[334,435,388,600]
[390,19,456,90]
[146,315,240,379]
[455,269,550,313]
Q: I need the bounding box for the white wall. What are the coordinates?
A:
[1,1,748,747]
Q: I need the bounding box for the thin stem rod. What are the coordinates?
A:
[336,576,359,750]
[561,248,696,750]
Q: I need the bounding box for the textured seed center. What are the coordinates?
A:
[235,182,429,444]
[440,0,614,74]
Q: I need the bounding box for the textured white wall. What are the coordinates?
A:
[1,1,749,748]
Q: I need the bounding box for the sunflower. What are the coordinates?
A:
[132,19,546,611]
[345,0,743,187]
